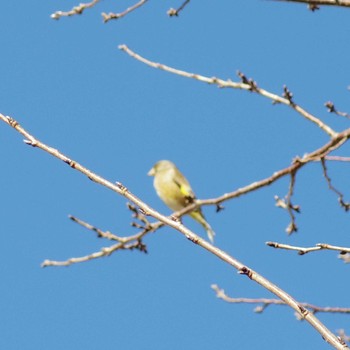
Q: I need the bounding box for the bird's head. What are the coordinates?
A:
[147,160,175,176]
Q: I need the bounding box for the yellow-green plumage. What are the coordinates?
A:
[148,160,215,242]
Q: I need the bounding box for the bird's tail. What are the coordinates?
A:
[190,209,215,243]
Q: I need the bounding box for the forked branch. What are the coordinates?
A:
[0,113,348,349]
[118,45,338,138]
[212,284,350,315]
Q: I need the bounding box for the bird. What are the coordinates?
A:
[148,160,215,242]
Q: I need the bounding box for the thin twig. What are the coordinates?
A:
[51,0,100,20]
[102,0,148,23]
[118,44,338,138]
[212,284,350,314]
[266,241,350,255]
[127,202,153,230]
[275,170,300,234]
[194,133,350,208]
[270,0,350,8]
[43,210,160,266]
[325,101,350,120]
[1,114,348,349]
[321,158,350,211]
[69,215,122,241]
[325,156,350,162]
[42,241,145,267]
[167,0,191,16]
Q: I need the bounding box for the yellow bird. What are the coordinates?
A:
[148,160,215,242]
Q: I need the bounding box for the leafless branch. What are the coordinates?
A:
[102,0,148,23]
[212,284,350,315]
[167,0,191,16]
[42,206,160,266]
[270,0,350,8]
[275,170,300,234]
[321,158,350,211]
[51,0,100,20]
[266,241,350,255]
[1,114,348,348]
[325,156,350,162]
[118,44,338,138]
[42,240,147,267]
[325,101,350,120]
[194,132,350,212]
[127,202,153,230]
[69,215,122,241]
[3,112,349,233]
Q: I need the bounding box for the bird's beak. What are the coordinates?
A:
[147,167,155,176]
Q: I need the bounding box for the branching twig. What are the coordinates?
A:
[102,0,148,23]
[167,0,191,16]
[51,0,100,20]
[212,284,350,315]
[2,113,350,231]
[1,115,347,228]
[194,133,350,209]
[321,158,350,211]
[69,215,122,241]
[42,240,145,267]
[275,170,300,234]
[43,208,159,266]
[118,45,338,138]
[266,241,350,255]
[127,202,153,230]
[325,101,350,120]
[1,114,348,349]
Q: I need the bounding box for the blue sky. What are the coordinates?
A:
[1,1,350,349]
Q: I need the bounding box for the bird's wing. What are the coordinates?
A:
[173,178,196,205]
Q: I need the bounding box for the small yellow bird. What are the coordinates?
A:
[148,160,215,242]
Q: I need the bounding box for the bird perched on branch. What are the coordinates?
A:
[148,160,215,242]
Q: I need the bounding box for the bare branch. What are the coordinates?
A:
[127,202,153,230]
[102,0,148,23]
[43,206,163,266]
[51,0,100,20]
[42,240,146,267]
[325,101,350,120]
[43,212,156,266]
[195,132,350,209]
[270,0,350,8]
[118,44,338,138]
[325,156,350,162]
[167,0,191,16]
[69,215,122,241]
[266,241,350,255]
[1,114,348,348]
[321,158,350,211]
[212,284,350,314]
[2,113,350,233]
[275,170,300,234]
